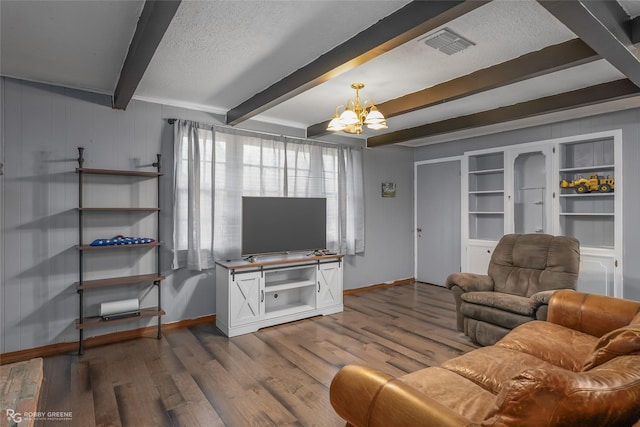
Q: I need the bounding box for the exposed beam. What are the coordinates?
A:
[538,0,640,88]
[225,0,489,126]
[366,79,640,147]
[632,16,640,44]
[307,38,598,138]
[112,0,181,110]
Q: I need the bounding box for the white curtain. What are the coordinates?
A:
[173,122,365,269]
[338,145,365,255]
[172,120,215,270]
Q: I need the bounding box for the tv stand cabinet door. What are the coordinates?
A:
[229,271,263,327]
[317,262,343,309]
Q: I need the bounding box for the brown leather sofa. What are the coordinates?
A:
[446,233,580,346]
[330,290,640,427]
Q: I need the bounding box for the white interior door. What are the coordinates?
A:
[415,159,461,286]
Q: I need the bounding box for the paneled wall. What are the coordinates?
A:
[0,77,415,354]
[414,107,640,301]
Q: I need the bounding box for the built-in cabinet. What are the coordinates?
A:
[555,135,621,296]
[215,254,343,337]
[462,130,623,297]
[467,151,505,241]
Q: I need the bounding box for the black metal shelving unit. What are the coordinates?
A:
[75,147,164,354]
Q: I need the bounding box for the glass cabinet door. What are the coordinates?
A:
[513,151,547,234]
[505,145,553,236]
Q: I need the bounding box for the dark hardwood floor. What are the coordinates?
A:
[35,282,478,427]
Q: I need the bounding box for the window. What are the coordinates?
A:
[173,121,363,270]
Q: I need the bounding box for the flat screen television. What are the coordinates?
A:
[242,196,326,256]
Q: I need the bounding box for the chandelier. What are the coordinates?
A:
[326,83,388,134]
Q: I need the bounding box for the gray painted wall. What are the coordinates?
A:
[414,108,640,301]
[345,144,415,288]
[0,77,415,354]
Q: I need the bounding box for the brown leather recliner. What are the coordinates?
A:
[446,233,580,346]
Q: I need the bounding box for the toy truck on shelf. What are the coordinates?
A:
[560,174,615,194]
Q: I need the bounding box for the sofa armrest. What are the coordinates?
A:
[330,365,471,427]
[485,359,640,427]
[548,290,640,337]
[530,289,560,306]
[445,273,494,293]
[446,273,495,332]
[530,290,562,320]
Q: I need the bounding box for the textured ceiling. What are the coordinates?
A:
[0,0,144,93]
[135,0,411,112]
[1,0,639,147]
[619,0,640,17]
[260,0,580,128]
[387,59,624,131]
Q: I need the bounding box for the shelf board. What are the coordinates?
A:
[469,211,504,215]
[265,279,316,293]
[559,192,614,198]
[77,167,163,177]
[76,274,165,290]
[559,212,614,217]
[468,168,504,175]
[469,190,504,195]
[77,207,160,212]
[76,307,165,329]
[76,241,162,251]
[264,304,314,319]
[559,165,614,173]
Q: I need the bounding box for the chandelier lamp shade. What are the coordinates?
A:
[327,83,388,134]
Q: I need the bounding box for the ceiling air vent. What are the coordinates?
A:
[421,28,475,55]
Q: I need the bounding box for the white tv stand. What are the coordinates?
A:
[215,253,343,337]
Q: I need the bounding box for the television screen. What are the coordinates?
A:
[242,197,326,256]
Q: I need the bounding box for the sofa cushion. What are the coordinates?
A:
[496,321,597,371]
[400,366,495,423]
[461,291,537,316]
[461,302,534,332]
[483,355,640,427]
[441,346,560,394]
[465,319,512,347]
[488,234,579,297]
[581,322,640,370]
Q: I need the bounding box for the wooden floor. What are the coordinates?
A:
[35,282,478,427]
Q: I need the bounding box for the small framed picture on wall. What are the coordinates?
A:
[381,182,396,198]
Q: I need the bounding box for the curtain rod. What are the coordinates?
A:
[166,118,361,149]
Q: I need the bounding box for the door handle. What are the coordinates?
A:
[416,227,422,232]
[261,290,264,302]
[318,281,321,293]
